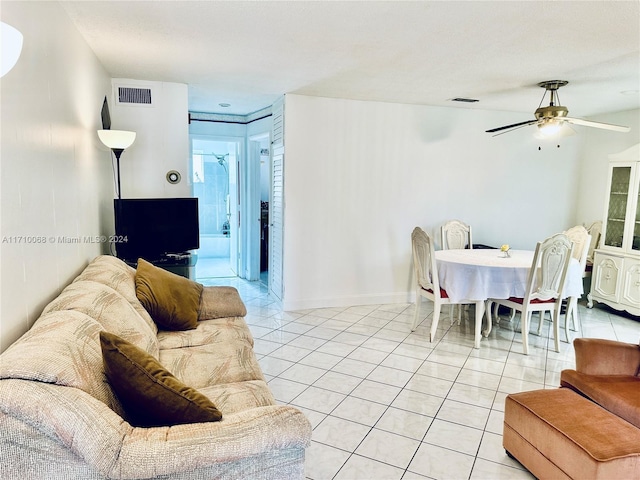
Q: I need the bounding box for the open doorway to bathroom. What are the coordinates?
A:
[191,136,241,279]
[251,134,271,287]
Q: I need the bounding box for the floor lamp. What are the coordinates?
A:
[98,130,136,199]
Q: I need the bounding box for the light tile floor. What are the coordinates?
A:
[199,276,640,480]
[196,257,236,278]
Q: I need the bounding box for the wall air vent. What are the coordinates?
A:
[451,97,479,103]
[116,86,153,106]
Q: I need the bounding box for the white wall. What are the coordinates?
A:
[282,94,592,310]
[1,2,113,351]
[110,79,190,201]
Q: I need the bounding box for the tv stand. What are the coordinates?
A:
[122,253,198,280]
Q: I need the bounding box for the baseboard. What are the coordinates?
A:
[282,291,413,312]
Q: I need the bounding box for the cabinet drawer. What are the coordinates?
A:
[592,252,624,302]
[620,258,640,309]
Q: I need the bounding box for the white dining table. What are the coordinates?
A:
[434,248,583,304]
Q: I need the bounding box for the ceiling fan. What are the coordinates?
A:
[486,80,630,137]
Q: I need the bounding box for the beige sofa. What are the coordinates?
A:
[0,255,311,479]
[504,338,640,479]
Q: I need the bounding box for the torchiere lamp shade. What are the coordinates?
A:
[98,130,136,150]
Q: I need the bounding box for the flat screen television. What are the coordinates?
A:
[114,198,199,262]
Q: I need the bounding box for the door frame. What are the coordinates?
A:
[190,134,244,277]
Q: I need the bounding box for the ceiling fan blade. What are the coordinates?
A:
[565,117,630,133]
[560,124,576,137]
[486,119,537,133]
[491,122,539,137]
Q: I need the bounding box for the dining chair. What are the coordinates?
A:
[487,233,574,355]
[585,221,602,266]
[441,220,472,250]
[584,221,602,308]
[539,226,590,342]
[440,220,473,320]
[411,227,486,348]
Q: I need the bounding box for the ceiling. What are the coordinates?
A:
[60,1,640,119]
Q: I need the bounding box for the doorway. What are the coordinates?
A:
[191,136,241,279]
[250,134,271,287]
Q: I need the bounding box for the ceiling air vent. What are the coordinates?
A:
[451,97,479,103]
[116,86,153,106]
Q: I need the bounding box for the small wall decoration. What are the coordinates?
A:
[166,170,181,184]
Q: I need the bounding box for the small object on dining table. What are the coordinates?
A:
[500,244,511,258]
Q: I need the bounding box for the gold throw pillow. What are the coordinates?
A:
[135,258,203,330]
[100,331,222,427]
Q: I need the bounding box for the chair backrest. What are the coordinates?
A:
[441,220,472,250]
[585,221,602,263]
[412,227,441,295]
[525,233,574,302]
[563,225,591,271]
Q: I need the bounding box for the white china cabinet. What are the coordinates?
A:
[589,143,640,316]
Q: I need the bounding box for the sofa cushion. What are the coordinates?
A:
[504,388,640,479]
[561,369,640,428]
[157,317,254,350]
[42,280,158,357]
[573,338,640,376]
[159,338,266,390]
[100,331,222,427]
[0,311,122,412]
[198,286,247,320]
[73,255,158,335]
[135,259,203,331]
[199,380,276,415]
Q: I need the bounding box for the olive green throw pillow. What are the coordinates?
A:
[100,331,222,427]
[135,258,203,331]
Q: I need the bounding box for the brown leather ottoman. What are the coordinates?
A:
[504,388,640,479]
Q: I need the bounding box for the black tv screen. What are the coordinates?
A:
[114,198,199,261]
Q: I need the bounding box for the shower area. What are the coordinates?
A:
[191,137,239,278]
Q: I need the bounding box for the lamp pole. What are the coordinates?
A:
[113,148,124,199]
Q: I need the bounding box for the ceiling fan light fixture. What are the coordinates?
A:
[537,119,563,137]
[486,80,630,137]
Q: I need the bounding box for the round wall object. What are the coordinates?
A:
[166,170,181,184]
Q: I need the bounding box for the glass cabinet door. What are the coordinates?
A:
[604,166,631,248]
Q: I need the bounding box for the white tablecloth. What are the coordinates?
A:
[435,249,583,303]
